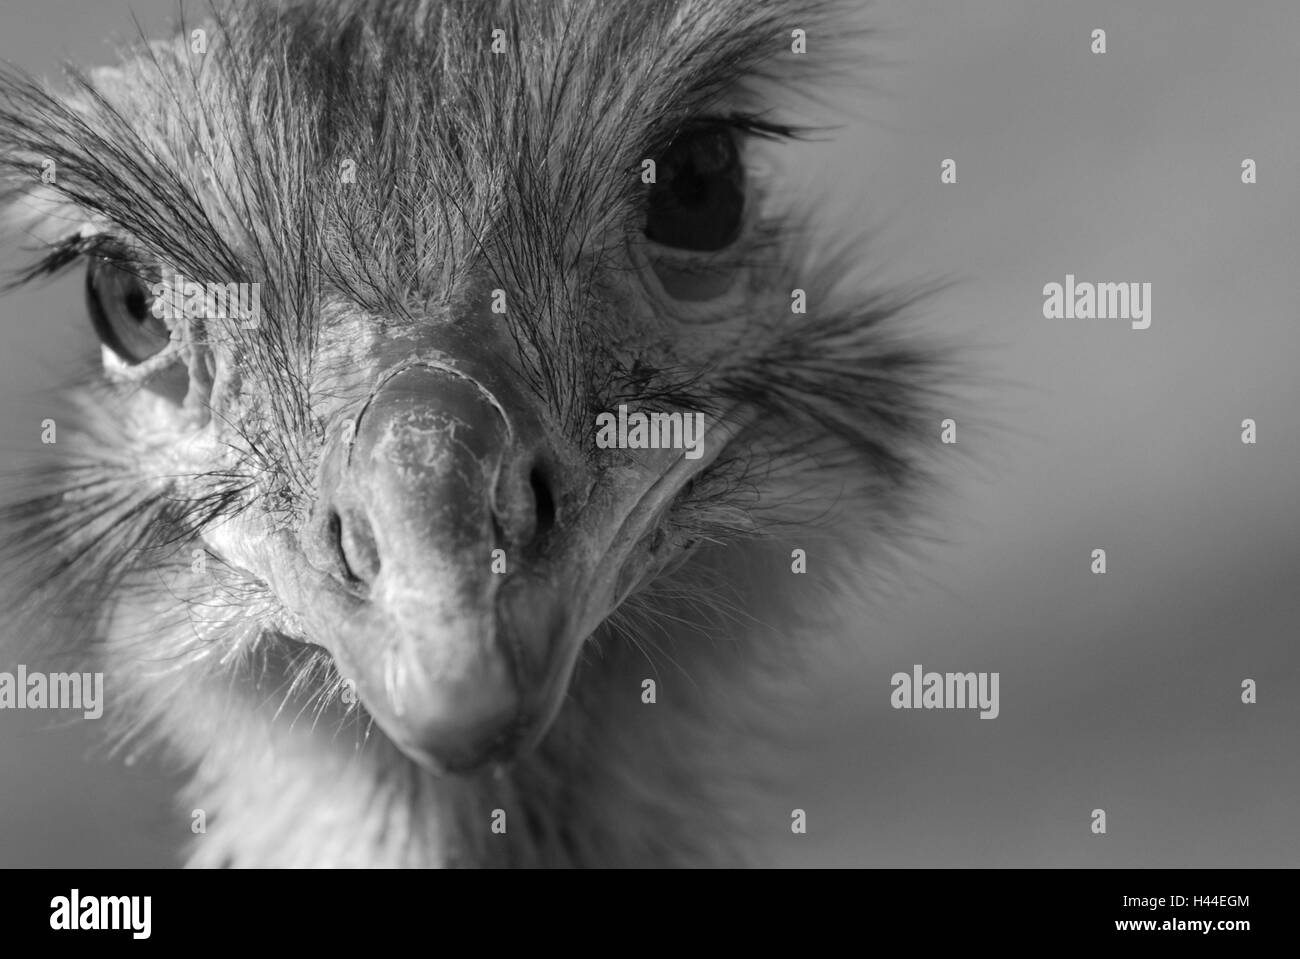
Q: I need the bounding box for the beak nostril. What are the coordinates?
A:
[332,507,381,587]
[324,509,345,572]
[529,465,556,543]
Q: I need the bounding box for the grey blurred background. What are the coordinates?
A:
[1,0,1297,866]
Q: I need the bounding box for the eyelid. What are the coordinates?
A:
[651,260,739,302]
[628,232,751,323]
[100,339,185,381]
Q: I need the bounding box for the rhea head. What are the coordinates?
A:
[0,0,933,778]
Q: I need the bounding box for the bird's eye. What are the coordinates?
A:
[85,255,169,364]
[644,125,744,252]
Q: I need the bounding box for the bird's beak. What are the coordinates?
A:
[270,357,732,774]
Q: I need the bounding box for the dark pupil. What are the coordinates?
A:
[645,128,743,251]
[85,257,168,364]
[124,284,149,322]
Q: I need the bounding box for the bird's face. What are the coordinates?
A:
[1,0,931,776]
[188,163,766,772]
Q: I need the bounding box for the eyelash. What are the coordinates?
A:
[646,113,806,156]
[11,231,136,289]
